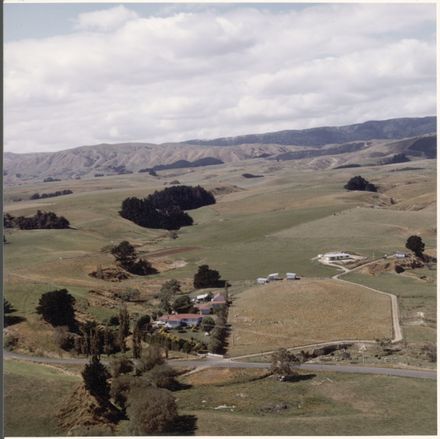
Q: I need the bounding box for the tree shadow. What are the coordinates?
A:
[4,315,26,327]
[169,414,197,435]
[284,373,316,382]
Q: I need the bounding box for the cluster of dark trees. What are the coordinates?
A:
[119,185,215,230]
[30,189,73,200]
[4,210,70,229]
[43,177,61,182]
[145,331,205,354]
[344,175,377,192]
[193,265,224,288]
[79,345,192,435]
[111,241,157,276]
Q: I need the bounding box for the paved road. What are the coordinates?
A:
[4,351,436,380]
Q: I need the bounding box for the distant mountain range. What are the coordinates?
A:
[185,116,436,147]
[4,116,436,183]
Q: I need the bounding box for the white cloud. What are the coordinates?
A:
[74,5,138,31]
[4,4,436,153]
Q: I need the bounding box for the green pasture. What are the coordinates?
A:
[178,372,436,435]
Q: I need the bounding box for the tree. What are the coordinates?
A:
[111,241,137,267]
[36,289,76,330]
[126,387,178,435]
[110,356,134,378]
[134,345,165,375]
[161,279,181,295]
[144,363,179,390]
[132,325,142,359]
[406,235,425,258]
[81,355,111,401]
[172,295,192,313]
[111,240,157,275]
[344,176,377,192]
[201,316,215,333]
[270,348,302,378]
[193,265,222,288]
[118,305,130,352]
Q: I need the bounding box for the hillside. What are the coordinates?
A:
[3,117,436,184]
[185,116,436,147]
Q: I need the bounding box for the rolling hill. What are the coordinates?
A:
[4,117,436,183]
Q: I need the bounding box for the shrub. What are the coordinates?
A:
[126,387,178,435]
[344,176,377,192]
[81,356,111,401]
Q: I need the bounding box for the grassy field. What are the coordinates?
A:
[3,160,436,354]
[4,360,81,437]
[228,279,393,356]
[2,158,437,436]
[178,369,437,435]
[344,271,436,344]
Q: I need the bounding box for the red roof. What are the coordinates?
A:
[195,303,213,310]
[160,313,202,322]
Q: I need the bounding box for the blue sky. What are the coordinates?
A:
[4,3,310,41]
[4,3,436,153]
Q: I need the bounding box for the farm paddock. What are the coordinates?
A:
[228,279,393,356]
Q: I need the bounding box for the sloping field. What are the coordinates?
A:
[229,279,393,356]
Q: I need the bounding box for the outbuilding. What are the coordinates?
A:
[323,252,352,262]
[257,277,269,284]
[286,272,297,280]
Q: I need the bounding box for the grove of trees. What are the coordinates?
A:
[119,185,215,230]
[30,189,73,200]
[111,241,157,276]
[4,210,70,229]
[344,176,377,192]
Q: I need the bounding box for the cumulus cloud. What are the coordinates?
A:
[4,3,436,153]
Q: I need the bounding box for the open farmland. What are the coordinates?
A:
[177,369,436,435]
[4,360,81,436]
[228,279,393,356]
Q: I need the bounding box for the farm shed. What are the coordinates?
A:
[257,277,268,284]
[286,272,297,280]
[195,303,213,315]
[323,252,352,262]
[157,313,203,328]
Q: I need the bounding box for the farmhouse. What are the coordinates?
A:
[157,313,203,329]
[394,252,407,259]
[323,252,352,262]
[195,302,213,315]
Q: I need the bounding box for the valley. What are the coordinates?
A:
[3,117,437,436]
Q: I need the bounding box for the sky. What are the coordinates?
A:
[4,3,437,153]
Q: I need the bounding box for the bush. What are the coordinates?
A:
[126,387,178,435]
[201,316,216,333]
[344,176,377,192]
[53,326,74,350]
